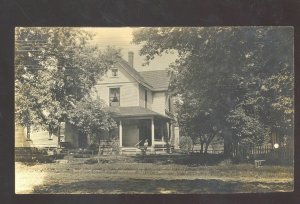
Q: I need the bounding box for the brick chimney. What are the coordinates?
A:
[128,51,134,68]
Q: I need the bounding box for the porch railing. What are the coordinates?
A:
[134,139,145,147]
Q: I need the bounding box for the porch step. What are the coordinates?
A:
[121,147,172,155]
[121,147,141,155]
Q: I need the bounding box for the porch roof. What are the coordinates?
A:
[105,106,172,120]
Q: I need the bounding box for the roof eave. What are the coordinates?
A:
[112,114,171,120]
[117,61,154,90]
[152,88,169,91]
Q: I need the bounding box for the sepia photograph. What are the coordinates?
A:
[14,27,294,194]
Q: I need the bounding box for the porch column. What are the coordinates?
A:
[161,123,164,142]
[166,122,170,142]
[168,122,171,142]
[119,120,122,147]
[151,117,155,147]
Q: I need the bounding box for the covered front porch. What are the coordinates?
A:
[107,106,173,153]
[118,117,171,150]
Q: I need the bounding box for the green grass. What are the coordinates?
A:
[15,154,294,194]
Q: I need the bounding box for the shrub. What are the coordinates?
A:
[110,140,120,154]
[88,143,99,151]
[73,154,91,158]
[54,154,65,159]
[84,158,98,164]
[218,159,233,166]
[179,136,193,154]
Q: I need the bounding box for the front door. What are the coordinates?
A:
[139,119,151,146]
[122,120,139,147]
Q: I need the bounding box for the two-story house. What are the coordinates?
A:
[64,52,179,153]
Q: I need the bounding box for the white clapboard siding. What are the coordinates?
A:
[120,82,139,106]
[147,88,153,109]
[139,85,145,107]
[95,82,139,107]
[94,64,140,107]
[98,65,135,84]
[138,85,153,109]
[152,91,166,115]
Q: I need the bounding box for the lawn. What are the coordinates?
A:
[15,154,294,194]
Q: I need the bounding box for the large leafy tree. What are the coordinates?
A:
[133,27,293,156]
[176,91,223,154]
[68,97,117,155]
[15,27,120,138]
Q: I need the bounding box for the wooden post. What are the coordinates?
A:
[119,120,122,148]
[168,122,171,142]
[151,117,155,148]
[26,124,31,140]
[161,122,164,142]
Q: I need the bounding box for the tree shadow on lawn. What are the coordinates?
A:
[32,178,293,194]
[133,154,225,166]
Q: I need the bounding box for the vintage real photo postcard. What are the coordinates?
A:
[15,27,294,194]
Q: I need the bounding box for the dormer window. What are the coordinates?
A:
[111,68,118,77]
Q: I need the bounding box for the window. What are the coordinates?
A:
[111,68,118,77]
[145,90,148,108]
[109,88,120,106]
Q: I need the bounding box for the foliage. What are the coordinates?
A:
[68,97,117,144]
[226,106,270,145]
[176,94,223,153]
[15,27,121,131]
[110,140,121,154]
[179,136,193,154]
[133,27,294,155]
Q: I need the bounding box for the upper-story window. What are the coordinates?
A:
[165,94,171,112]
[145,90,148,108]
[109,88,120,106]
[111,68,118,77]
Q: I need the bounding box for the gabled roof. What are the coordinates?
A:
[105,106,172,120]
[117,58,171,91]
[139,70,171,91]
[117,59,152,89]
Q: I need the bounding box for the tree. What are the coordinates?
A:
[176,94,222,154]
[133,27,293,157]
[68,97,117,157]
[15,27,121,138]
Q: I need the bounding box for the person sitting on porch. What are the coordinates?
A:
[144,139,149,150]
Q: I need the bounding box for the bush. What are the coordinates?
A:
[218,159,233,166]
[84,158,98,164]
[16,155,56,163]
[179,136,193,154]
[73,154,91,158]
[54,154,65,159]
[98,140,120,155]
[110,140,120,154]
[88,143,99,151]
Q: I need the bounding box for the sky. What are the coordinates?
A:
[81,27,178,71]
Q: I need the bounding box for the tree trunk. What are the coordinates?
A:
[97,136,101,163]
[204,132,216,154]
[58,123,61,147]
[200,142,204,154]
[26,124,31,140]
[232,141,239,158]
[204,142,209,154]
[223,128,233,158]
[224,142,232,158]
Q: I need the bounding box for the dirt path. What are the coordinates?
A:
[15,163,46,194]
